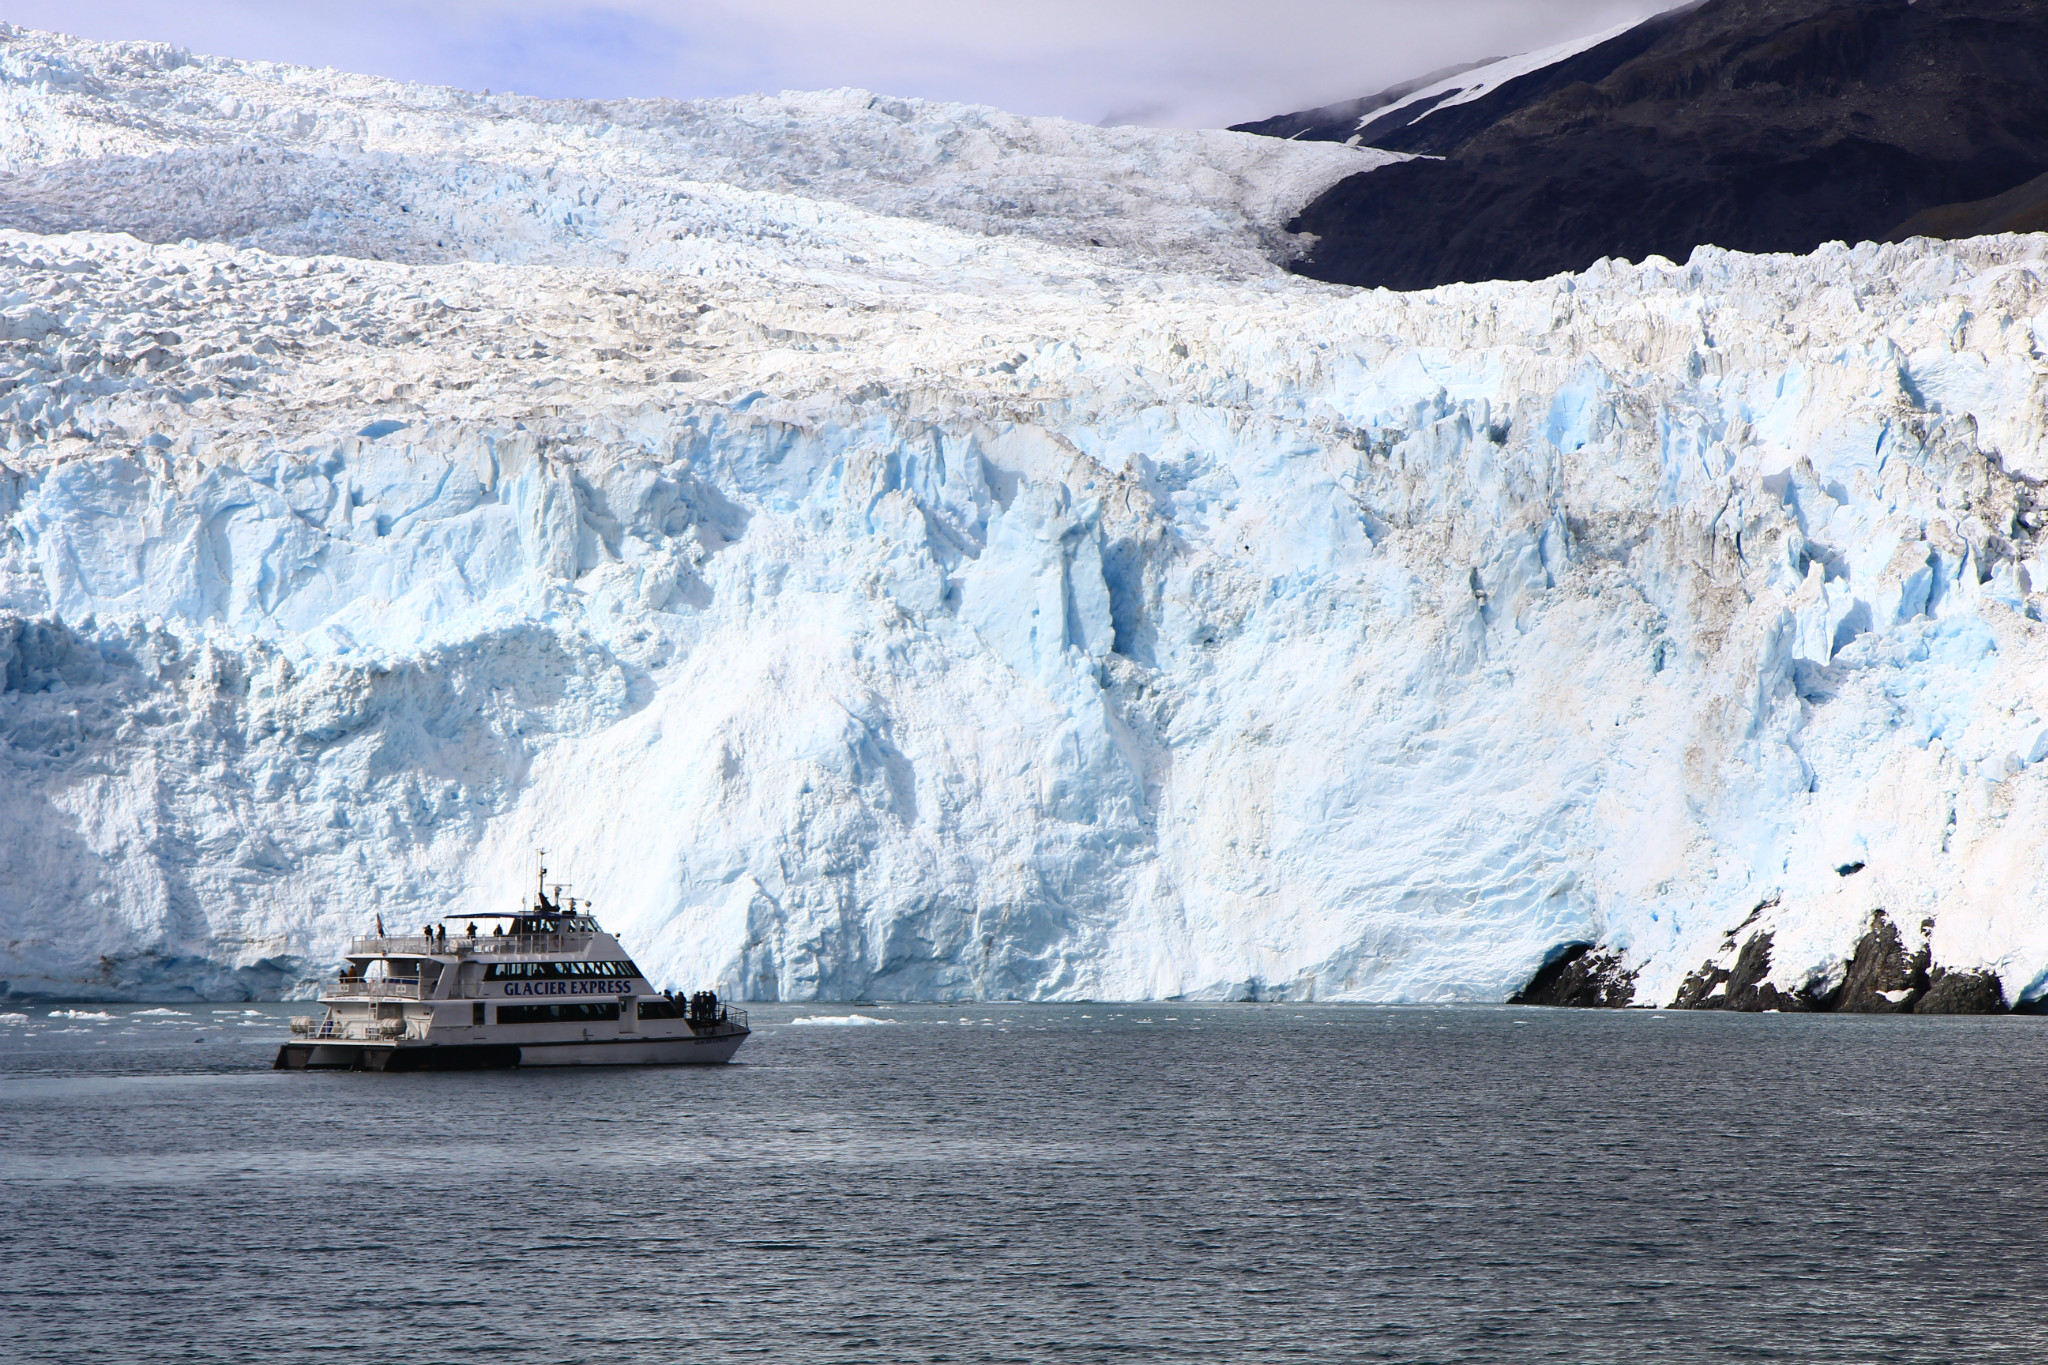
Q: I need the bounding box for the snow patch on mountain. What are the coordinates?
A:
[1350,17,1646,139]
[0,27,2046,1008]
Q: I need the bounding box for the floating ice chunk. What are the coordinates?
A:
[49,1009,113,1020]
[787,1014,898,1026]
[135,1008,190,1016]
[0,1012,28,1024]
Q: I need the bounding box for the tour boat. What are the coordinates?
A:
[274,861,748,1071]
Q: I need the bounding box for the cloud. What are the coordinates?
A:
[13,1,1680,127]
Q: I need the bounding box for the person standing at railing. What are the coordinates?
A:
[375,913,386,938]
[466,922,477,938]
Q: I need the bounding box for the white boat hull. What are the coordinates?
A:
[277,1029,747,1071]
[514,1033,748,1066]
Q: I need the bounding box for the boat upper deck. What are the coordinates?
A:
[348,931,601,959]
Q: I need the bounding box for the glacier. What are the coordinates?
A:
[2,26,2048,1007]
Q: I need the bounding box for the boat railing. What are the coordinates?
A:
[291,1014,414,1040]
[327,978,506,1001]
[678,1006,749,1031]
[324,977,425,1000]
[348,933,596,958]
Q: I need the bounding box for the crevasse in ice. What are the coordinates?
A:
[1,27,2046,1005]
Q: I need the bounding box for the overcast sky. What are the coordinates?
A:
[6,1,1676,129]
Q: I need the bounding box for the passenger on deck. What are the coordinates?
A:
[466,922,477,938]
[493,924,503,937]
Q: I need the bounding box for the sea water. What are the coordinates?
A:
[3,1003,2045,1363]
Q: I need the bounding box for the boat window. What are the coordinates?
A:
[485,960,642,981]
[508,916,600,933]
[497,1002,620,1025]
[637,998,682,1020]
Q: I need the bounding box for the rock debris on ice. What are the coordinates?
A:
[0,26,2046,1007]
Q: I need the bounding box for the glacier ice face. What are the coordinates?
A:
[1,28,2048,1006]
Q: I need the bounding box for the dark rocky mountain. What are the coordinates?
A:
[1511,911,2012,1013]
[1235,0,2048,290]
[1890,168,2048,238]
